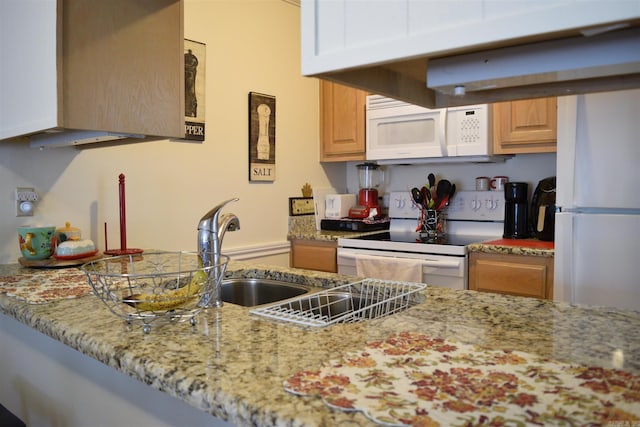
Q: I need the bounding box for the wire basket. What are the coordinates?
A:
[81,251,229,333]
[250,279,426,328]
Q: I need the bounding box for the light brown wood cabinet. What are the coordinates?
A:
[469,252,554,300]
[1,0,184,142]
[290,239,337,273]
[492,97,557,154]
[319,80,367,162]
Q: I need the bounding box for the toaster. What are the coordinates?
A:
[324,194,356,219]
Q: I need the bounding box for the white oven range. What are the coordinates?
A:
[337,190,505,290]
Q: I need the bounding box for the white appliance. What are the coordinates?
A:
[555,89,640,311]
[337,190,504,290]
[365,95,501,164]
[324,194,356,219]
[312,187,336,230]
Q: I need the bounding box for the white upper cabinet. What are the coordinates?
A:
[301,1,640,108]
[1,1,58,140]
[1,0,185,144]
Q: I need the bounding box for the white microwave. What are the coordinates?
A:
[366,95,495,163]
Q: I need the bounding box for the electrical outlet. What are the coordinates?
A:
[16,187,38,217]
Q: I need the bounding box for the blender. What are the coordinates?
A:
[348,162,384,219]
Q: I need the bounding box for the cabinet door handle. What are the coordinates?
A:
[422,259,460,268]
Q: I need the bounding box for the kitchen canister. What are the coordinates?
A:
[490,176,508,191]
[475,176,490,191]
[419,209,446,240]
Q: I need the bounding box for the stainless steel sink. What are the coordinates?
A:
[220,278,313,307]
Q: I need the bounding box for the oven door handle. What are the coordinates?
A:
[338,253,460,269]
[421,259,460,268]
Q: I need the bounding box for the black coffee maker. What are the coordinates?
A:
[503,182,529,239]
[530,176,556,241]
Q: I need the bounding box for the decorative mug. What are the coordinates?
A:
[18,226,56,260]
[490,176,509,191]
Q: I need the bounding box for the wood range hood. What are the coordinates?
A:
[315,25,640,108]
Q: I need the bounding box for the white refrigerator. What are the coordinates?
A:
[554,89,640,311]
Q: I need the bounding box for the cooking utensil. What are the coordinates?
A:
[423,186,435,209]
[420,186,430,208]
[436,179,451,199]
[428,173,436,189]
[429,174,437,202]
[436,195,449,212]
[411,187,423,207]
[449,183,456,201]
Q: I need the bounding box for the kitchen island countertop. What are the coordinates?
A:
[0,260,638,426]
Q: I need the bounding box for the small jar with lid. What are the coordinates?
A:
[55,222,82,243]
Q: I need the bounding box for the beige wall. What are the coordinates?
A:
[0,0,346,264]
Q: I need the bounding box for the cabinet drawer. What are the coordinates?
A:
[290,239,337,273]
[469,252,553,299]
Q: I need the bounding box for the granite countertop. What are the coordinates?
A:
[1,261,638,426]
[468,238,555,257]
[287,214,386,241]
[289,215,555,257]
[287,229,367,242]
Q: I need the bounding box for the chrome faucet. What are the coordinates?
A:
[197,198,240,307]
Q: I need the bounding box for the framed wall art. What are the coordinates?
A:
[289,197,314,216]
[248,92,276,182]
[184,39,206,141]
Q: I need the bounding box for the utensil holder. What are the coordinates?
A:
[419,209,446,239]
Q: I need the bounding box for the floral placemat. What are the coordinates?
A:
[284,332,640,426]
[0,268,92,304]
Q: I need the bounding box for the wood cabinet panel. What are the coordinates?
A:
[469,252,554,299]
[1,0,184,142]
[290,239,337,273]
[63,0,184,137]
[319,80,366,162]
[493,97,557,154]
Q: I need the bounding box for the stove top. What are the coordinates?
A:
[353,231,494,247]
[338,231,497,256]
[337,190,505,256]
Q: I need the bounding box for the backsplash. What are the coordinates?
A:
[345,153,557,203]
[288,215,316,234]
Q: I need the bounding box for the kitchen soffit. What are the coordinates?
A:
[317,25,640,109]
